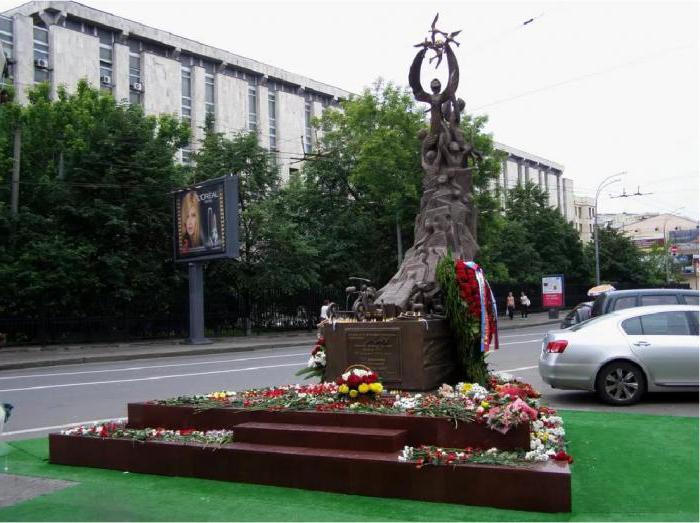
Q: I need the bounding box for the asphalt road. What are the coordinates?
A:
[1,325,697,441]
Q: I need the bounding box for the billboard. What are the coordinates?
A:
[173,175,239,262]
[542,274,565,308]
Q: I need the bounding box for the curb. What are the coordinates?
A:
[498,318,561,331]
[0,338,317,372]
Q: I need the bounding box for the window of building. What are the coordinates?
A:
[33,23,49,83]
[128,52,142,105]
[248,84,257,132]
[0,16,13,84]
[205,72,215,117]
[63,16,82,32]
[304,100,313,154]
[181,147,193,165]
[98,28,113,93]
[181,65,192,123]
[268,90,277,150]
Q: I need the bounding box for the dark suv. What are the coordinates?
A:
[590,288,699,317]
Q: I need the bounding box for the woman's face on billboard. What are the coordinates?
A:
[186,205,197,236]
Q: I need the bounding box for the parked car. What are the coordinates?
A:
[560,301,593,329]
[590,288,698,317]
[539,304,699,405]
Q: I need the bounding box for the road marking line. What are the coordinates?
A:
[499,332,547,339]
[1,417,127,437]
[500,339,540,345]
[0,362,304,393]
[0,351,310,381]
[499,365,539,372]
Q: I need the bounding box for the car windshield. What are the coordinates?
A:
[570,314,613,332]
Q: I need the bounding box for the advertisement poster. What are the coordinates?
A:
[542,274,565,308]
[173,175,239,262]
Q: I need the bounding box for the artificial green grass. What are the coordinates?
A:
[0,410,697,521]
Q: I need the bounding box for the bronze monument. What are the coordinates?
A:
[376,15,480,312]
[323,15,480,390]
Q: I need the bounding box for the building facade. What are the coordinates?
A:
[573,196,595,244]
[1,1,350,178]
[493,141,575,223]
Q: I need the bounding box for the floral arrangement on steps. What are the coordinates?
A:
[436,255,498,385]
[335,366,383,399]
[61,421,234,446]
[156,372,553,438]
[295,335,326,380]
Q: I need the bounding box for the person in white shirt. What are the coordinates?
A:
[520,292,530,318]
[320,299,330,321]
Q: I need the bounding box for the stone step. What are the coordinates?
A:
[50,434,572,513]
[234,422,407,452]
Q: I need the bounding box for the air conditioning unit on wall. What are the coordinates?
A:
[130,81,143,92]
[34,58,49,69]
[100,75,112,85]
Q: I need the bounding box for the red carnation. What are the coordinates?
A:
[318,336,326,345]
[552,450,574,464]
[348,373,361,387]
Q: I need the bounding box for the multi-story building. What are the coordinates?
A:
[573,196,595,244]
[2,1,590,236]
[0,1,350,178]
[599,212,699,250]
[493,141,575,223]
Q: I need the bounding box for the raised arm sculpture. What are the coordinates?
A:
[375,14,480,312]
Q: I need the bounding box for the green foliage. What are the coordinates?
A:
[435,254,488,385]
[192,128,319,306]
[479,182,590,284]
[292,80,501,289]
[585,226,663,284]
[0,81,190,317]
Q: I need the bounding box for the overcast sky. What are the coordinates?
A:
[4,0,698,220]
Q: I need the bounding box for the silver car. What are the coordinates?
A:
[539,305,699,405]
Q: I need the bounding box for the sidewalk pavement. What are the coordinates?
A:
[0,312,561,371]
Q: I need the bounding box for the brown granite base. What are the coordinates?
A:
[127,402,530,450]
[322,318,457,391]
[49,434,571,513]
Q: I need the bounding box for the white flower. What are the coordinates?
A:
[485,447,498,455]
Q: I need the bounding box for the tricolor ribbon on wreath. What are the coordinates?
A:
[458,260,499,353]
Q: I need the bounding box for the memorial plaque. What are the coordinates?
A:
[346,329,402,381]
[323,319,457,391]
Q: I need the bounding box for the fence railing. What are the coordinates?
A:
[0,282,690,346]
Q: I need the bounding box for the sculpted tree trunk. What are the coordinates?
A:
[376,40,479,311]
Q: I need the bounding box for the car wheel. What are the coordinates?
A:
[596,361,646,405]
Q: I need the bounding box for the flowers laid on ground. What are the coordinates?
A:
[61,421,234,445]
[156,374,555,437]
[398,400,572,467]
[150,372,572,468]
[336,367,383,398]
[295,336,327,380]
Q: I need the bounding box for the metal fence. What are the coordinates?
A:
[0,287,344,346]
[0,282,690,346]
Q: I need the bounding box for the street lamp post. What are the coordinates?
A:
[594,171,626,286]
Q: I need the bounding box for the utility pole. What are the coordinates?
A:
[10,127,20,217]
[395,211,403,268]
[593,172,626,285]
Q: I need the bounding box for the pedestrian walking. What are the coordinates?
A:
[506,292,516,320]
[520,291,530,318]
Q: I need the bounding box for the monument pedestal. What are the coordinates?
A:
[322,318,457,391]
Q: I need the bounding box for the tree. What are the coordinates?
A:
[480,182,590,284]
[0,81,190,320]
[293,80,502,289]
[585,226,662,284]
[192,128,319,329]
